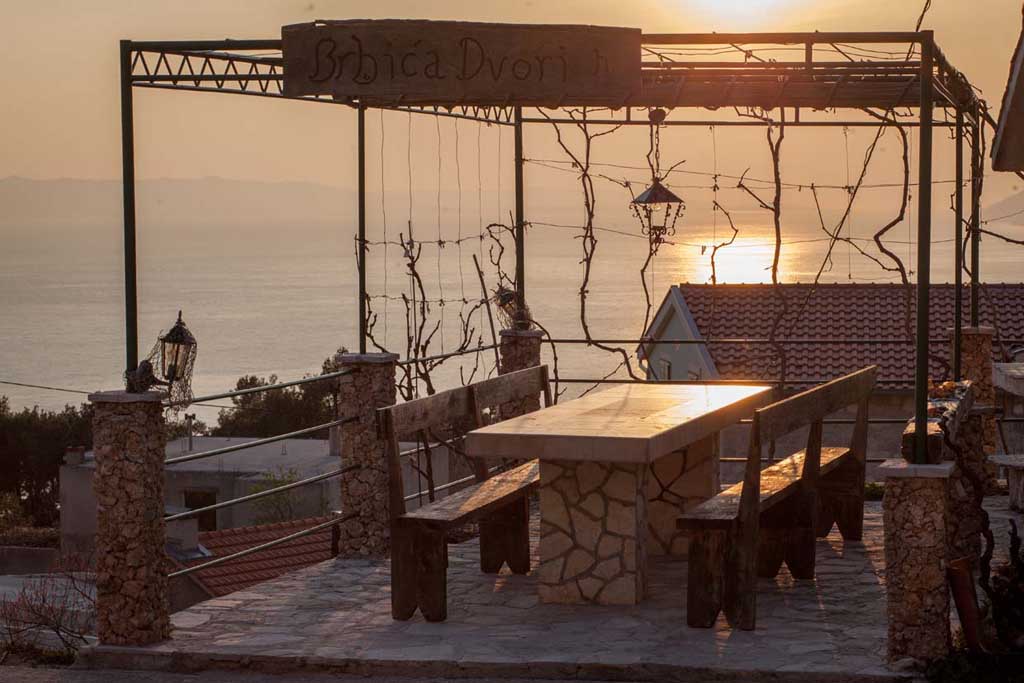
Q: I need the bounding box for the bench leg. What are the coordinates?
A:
[687,529,725,628]
[724,523,758,631]
[415,526,448,622]
[815,499,837,538]
[756,527,787,578]
[821,459,865,541]
[480,496,531,575]
[505,496,531,574]
[390,522,419,621]
[784,485,818,580]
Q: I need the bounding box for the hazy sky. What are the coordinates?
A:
[2,0,1023,202]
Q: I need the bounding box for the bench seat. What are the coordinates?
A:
[401,460,539,527]
[679,448,851,530]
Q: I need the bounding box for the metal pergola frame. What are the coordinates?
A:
[118,29,989,463]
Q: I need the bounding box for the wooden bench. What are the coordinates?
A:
[678,366,877,630]
[992,454,1024,511]
[378,365,552,622]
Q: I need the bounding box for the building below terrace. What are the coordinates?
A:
[639,283,1024,470]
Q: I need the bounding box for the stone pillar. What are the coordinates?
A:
[499,328,544,418]
[89,390,170,646]
[957,326,996,455]
[879,459,953,664]
[335,352,398,558]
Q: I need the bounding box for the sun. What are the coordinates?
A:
[688,0,797,27]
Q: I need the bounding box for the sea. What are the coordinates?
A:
[3,207,1022,425]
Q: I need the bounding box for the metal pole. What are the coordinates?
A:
[357,105,367,354]
[954,108,964,380]
[913,32,934,465]
[119,40,139,375]
[971,107,982,327]
[513,105,526,329]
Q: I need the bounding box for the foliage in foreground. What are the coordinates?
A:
[0,555,94,659]
[0,397,91,527]
[211,350,344,439]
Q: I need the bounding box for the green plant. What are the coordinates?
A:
[0,398,92,527]
[212,350,344,439]
[864,481,885,501]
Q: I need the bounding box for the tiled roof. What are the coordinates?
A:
[677,283,1024,388]
[182,516,334,598]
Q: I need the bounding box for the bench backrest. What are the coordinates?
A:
[736,366,877,526]
[377,365,551,519]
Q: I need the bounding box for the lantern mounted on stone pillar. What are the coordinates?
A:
[631,108,685,246]
[125,311,197,405]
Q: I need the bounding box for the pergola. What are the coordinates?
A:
[118,24,990,463]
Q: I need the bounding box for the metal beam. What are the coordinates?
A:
[514,105,526,329]
[971,108,982,326]
[913,32,934,465]
[641,31,925,45]
[358,105,367,354]
[120,40,138,376]
[519,117,954,128]
[954,108,964,380]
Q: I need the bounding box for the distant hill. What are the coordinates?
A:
[0,176,355,232]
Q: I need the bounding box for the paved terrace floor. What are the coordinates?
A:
[81,499,1024,683]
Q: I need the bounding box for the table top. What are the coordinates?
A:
[464,383,773,464]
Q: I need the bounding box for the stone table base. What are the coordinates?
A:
[538,460,648,605]
[647,435,719,557]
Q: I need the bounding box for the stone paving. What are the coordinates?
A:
[80,498,1024,682]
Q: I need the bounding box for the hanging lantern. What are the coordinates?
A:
[159,311,197,384]
[125,311,198,406]
[632,107,685,246]
[631,178,685,246]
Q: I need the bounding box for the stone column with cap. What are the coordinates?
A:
[879,459,953,663]
[89,390,170,646]
[958,326,997,451]
[335,352,398,557]
[499,328,544,417]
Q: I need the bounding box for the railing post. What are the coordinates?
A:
[879,459,953,663]
[953,108,964,380]
[912,31,934,465]
[120,40,138,374]
[499,328,544,417]
[513,105,528,330]
[89,389,169,645]
[957,326,999,486]
[335,352,397,557]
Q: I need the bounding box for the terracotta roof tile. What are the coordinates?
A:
[677,283,1024,388]
[182,516,334,597]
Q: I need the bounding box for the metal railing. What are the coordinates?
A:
[166,367,357,408]
[168,512,354,579]
[165,464,360,522]
[396,343,499,367]
[164,415,357,465]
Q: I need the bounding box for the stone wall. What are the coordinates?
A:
[881,463,952,663]
[335,353,398,558]
[89,390,170,646]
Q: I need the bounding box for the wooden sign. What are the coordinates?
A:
[282,20,641,106]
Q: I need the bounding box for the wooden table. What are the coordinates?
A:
[464,383,773,605]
